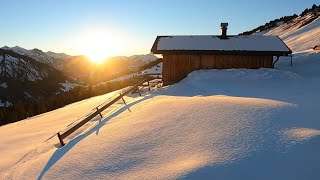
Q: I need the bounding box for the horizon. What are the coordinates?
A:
[1,0,318,59]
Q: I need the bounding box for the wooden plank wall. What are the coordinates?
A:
[163,54,273,85]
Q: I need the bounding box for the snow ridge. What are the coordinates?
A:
[253,10,320,52]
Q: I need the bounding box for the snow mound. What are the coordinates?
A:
[282,128,320,142]
[2,95,294,179]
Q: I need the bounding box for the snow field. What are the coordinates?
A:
[1,51,320,179]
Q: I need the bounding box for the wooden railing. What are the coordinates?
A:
[57,76,153,146]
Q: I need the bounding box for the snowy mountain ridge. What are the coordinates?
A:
[2,46,68,70]
[243,4,320,52]
[0,48,60,81]
[0,48,71,104]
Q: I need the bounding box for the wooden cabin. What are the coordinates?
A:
[314,45,320,50]
[151,23,292,85]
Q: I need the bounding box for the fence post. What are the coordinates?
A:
[57,132,65,147]
[122,97,127,105]
[96,107,103,118]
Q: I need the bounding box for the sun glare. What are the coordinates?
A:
[79,29,122,63]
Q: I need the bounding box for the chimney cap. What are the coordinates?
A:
[221,23,228,28]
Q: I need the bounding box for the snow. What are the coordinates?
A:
[282,128,320,143]
[0,100,12,107]
[142,62,162,75]
[0,90,125,170]
[0,82,8,88]
[1,52,320,179]
[0,54,48,81]
[156,35,290,52]
[2,46,63,69]
[59,81,81,92]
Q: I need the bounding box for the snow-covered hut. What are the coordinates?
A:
[151,23,292,85]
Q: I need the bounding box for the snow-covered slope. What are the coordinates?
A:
[265,15,320,52]
[1,51,320,179]
[93,62,162,87]
[0,53,48,81]
[249,7,320,52]
[0,90,122,170]
[0,49,63,81]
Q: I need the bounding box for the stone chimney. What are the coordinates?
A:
[220,23,228,39]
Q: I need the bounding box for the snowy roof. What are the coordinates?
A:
[151,35,292,55]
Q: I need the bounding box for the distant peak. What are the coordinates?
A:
[32,48,44,53]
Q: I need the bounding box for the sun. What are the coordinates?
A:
[79,29,121,63]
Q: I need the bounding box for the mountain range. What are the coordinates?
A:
[0,45,158,106]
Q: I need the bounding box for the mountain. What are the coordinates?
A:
[128,54,158,63]
[241,4,320,52]
[45,51,70,59]
[2,46,158,83]
[2,46,69,70]
[63,54,159,84]
[0,48,70,103]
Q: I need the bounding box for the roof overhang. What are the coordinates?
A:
[151,35,292,56]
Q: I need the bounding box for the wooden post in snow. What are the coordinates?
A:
[57,132,65,147]
[122,97,127,105]
[96,107,103,118]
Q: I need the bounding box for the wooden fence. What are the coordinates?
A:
[57,76,153,146]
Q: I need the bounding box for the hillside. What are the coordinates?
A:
[1,50,320,179]
[0,48,69,102]
[242,4,320,52]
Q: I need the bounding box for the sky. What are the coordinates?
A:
[1,0,319,57]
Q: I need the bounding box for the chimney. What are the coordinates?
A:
[220,22,228,39]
